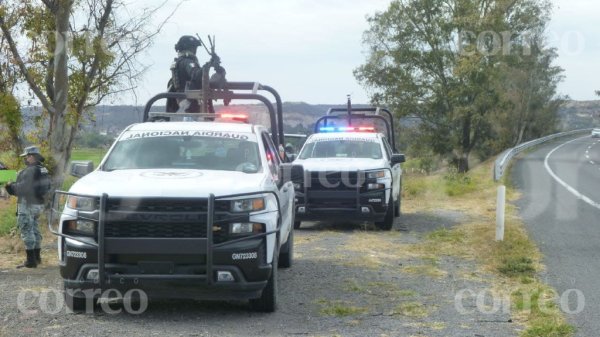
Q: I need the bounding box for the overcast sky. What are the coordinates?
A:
[129,0,600,105]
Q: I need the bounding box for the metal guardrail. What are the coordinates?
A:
[493,129,592,181]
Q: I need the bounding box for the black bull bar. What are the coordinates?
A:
[49,190,281,291]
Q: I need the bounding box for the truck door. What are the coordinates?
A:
[382,137,401,202]
[261,132,292,243]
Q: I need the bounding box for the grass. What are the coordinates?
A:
[403,264,447,278]
[69,147,106,167]
[513,286,576,337]
[403,160,574,337]
[0,198,16,236]
[443,170,478,196]
[498,257,536,277]
[393,301,430,318]
[317,299,367,317]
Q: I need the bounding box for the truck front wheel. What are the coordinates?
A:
[250,253,278,312]
[64,287,95,313]
[278,228,293,268]
[375,199,395,230]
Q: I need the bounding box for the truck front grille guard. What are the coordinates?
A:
[301,168,393,212]
[49,190,282,290]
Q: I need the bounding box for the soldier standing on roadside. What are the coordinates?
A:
[4,146,48,269]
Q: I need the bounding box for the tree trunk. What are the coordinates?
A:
[516,122,526,145]
[457,155,469,173]
[48,0,74,188]
[458,115,471,173]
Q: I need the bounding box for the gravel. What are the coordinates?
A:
[0,213,520,337]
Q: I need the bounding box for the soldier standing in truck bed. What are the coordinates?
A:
[166,35,227,113]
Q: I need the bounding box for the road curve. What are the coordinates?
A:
[513,135,600,337]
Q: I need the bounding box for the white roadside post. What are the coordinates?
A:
[496,185,506,241]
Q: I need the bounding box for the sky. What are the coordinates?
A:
[547,0,600,101]
[128,0,600,106]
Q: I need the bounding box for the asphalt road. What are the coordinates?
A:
[513,135,600,337]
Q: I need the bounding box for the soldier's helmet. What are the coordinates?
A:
[175,35,202,52]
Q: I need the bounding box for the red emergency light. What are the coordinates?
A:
[218,113,249,123]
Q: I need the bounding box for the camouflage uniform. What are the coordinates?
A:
[17,203,44,250]
[5,146,47,268]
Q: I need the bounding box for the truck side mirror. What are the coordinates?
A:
[391,154,405,165]
[70,161,94,178]
[280,163,304,184]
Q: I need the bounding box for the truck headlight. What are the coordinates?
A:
[230,223,264,234]
[67,195,97,211]
[367,170,388,179]
[64,220,96,236]
[230,197,265,213]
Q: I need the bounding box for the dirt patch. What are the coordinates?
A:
[400,210,468,233]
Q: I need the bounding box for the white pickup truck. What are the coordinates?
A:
[292,108,405,230]
[50,83,302,313]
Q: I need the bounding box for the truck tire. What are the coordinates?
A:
[293,221,301,229]
[396,180,402,217]
[64,287,92,313]
[278,228,293,268]
[250,253,278,312]
[375,199,394,230]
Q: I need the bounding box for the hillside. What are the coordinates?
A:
[82,102,365,135]
[21,100,600,137]
[558,100,600,130]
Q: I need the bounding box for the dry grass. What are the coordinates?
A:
[403,160,573,337]
[393,301,431,318]
[403,322,446,330]
[402,264,448,279]
[316,299,368,317]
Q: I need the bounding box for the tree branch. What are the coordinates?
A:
[0,15,54,113]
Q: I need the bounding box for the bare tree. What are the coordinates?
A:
[0,6,24,158]
[0,0,177,186]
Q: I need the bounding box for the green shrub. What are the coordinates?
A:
[498,257,535,277]
[443,169,477,196]
[403,177,428,197]
[402,156,439,174]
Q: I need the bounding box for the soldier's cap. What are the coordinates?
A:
[20,146,45,162]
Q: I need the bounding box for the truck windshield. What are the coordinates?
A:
[103,135,262,173]
[298,139,382,159]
